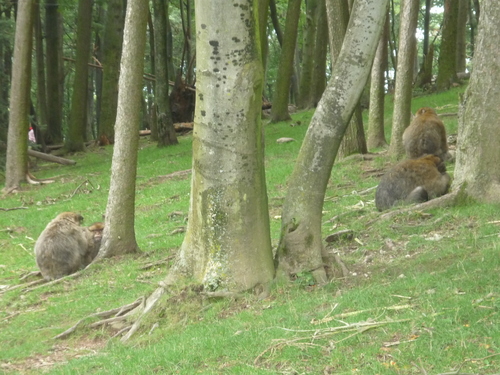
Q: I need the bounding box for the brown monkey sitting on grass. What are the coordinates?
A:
[403,107,450,161]
[375,155,451,211]
[34,212,103,280]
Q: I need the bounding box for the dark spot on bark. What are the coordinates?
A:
[213,68,219,73]
[209,40,219,47]
[201,24,207,29]
[201,110,206,116]
[232,37,241,43]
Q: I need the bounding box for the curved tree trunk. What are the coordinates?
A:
[165,0,274,293]
[3,0,34,193]
[277,0,389,283]
[98,0,149,258]
[388,0,419,159]
[297,0,318,109]
[452,0,500,203]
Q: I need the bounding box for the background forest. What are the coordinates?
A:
[2,0,500,374]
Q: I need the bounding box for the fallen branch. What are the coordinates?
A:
[0,278,46,295]
[23,270,84,292]
[255,318,410,364]
[0,207,28,212]
[28,149,76,165]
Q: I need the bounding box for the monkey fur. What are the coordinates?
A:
[34,212,102,280]
[403,107,450,161]
[375,155,451,211]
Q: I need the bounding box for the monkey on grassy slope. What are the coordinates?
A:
[375,155,451,211]
[34,212,103,280]
[403,107,450,161]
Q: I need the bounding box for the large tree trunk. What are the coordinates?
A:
[388,0,419,159]
[98,0,149,258]
[452,0,500,203]
[66,0,93,152]
[3,0,34,193]
[44,0,63,145]
[436,0,459,91]
[165,0,274,293]
[98,0,125,145]
[277,0,389,283]
[270,0,302,123]
[455,0,468,74]
[309,0,328,108]
[153,0,178,147]
[367,14,388,150]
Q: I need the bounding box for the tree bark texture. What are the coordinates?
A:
[66,0,93,152]
[297,0,318,109]
[436,0,459,90]
[44,0,63,145]
[98,0,125,145]
[153,0,178,147]
[270,0,302,122]
[452,0,500,203]
[367,13,388,150]
[388,0,419,159]
[3,0,34,192]
[278,0,389,283]
[98,0,149,258]
[166,0,275,293]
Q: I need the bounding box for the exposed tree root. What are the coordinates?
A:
[23,270,84,293]
[54,298,143,339]
[26,172,56,185]
[370,189,461,224]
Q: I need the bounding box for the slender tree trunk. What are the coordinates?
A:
[367,13,389,150]
[297,0,318,109]
[270,0,302,123]
[165,0,274,293]
[388,0,419,159]
[153,0,178,147]
[34,2,48,147]
[258,0,270,69]
[66,0,93,152]
[98,0,125,145]
[456,0,468,74]
[98,0,149,258]
[436,0,459,91]
[3,0,34,192]
[452,0,500,203]
[309,0,328,108]
[278,0,388,283]
[45,0,63,145]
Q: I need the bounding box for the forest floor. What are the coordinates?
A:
[2,86,500,374]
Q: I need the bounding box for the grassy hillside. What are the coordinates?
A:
[1,86,499,374]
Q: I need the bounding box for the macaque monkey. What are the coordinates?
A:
[375,155,451,211]
[403,107,450,161]
[34,212,103,280]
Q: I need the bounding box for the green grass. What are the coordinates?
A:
[2,84,500,374]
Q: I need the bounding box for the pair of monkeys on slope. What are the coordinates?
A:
[375,107,452,211]
[35,212,104,280]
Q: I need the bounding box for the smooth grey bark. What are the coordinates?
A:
[452,0,500,203]
[98,0,149,258]
[3,0,34,192]
[277,0,389,283]
[388,0,419,159]
[165,0,274,293]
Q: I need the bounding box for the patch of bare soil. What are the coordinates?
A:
[0,337,106,374]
